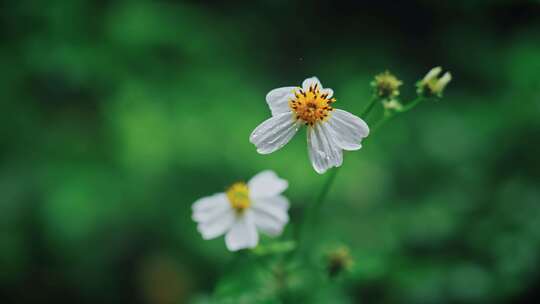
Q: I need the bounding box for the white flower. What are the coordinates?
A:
[250,77,370,174]
[192,170,290,252]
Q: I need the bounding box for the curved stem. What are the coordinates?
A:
[296,167,339,257]
[360,96,378,118]
[372,113,393,133]
[372,97,425,132]
[312,168,339,216]
[400,97,424,112]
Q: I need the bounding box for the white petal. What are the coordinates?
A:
[302,76,323,92]
[248,170,288,199]
[251,196,290,236]
[266,86,297,116]
[197,208,235,240]
[270,195,290,210]
[439,72,452,87]
[307,123,343,174]
[423,66,442,82]
[321,88,333,98]
[326,109,369,151]
[249,112,300,154]
[192,193,230,222]
[225,212,259,251]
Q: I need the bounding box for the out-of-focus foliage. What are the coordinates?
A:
[1,0,540,303]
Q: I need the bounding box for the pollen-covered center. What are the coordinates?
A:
[226,182,251,212]
[289,83,336,126]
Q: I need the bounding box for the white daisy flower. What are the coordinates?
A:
[250,77,370,174]
[192,170,290,252]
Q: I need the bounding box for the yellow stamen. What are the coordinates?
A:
[289,85,335,126]
[226,182,250,212]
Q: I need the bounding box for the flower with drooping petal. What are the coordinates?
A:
[192,170,290,252]
[250,77,370,174]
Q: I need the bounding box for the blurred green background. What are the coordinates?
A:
[1,0,540,303]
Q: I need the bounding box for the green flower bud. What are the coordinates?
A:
[371,70,403,99]
[327,246,353,277]
[382,99,404,112]
[417,66,452,98]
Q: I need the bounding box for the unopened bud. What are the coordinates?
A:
[371,70,403,99]
[417,66,452,98]
[382,99,403,112]
[327,246,353,277]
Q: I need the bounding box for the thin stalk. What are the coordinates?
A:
[373,97,425,132]
[311,167,339,217]
[371,113,392,133]
[400,97,424,112]
[360,96,378,118]
[296,168,339,257]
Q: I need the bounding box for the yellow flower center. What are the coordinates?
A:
[289,83,336,126]
[226,182,251,212]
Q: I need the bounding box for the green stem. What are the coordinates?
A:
[313,168,339,213]
[296,164,340,257]
[372,97,425,132]
[400,97,424,112]
[305,167,339,229]
[372,113,392,133]
[360,96,378,118]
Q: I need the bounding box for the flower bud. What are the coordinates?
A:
[371,70,403,99]
[382,99,403,112]
[417,66,452,98]
[326,246,353,277]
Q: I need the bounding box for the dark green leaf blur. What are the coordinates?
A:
[1,0,540,303]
